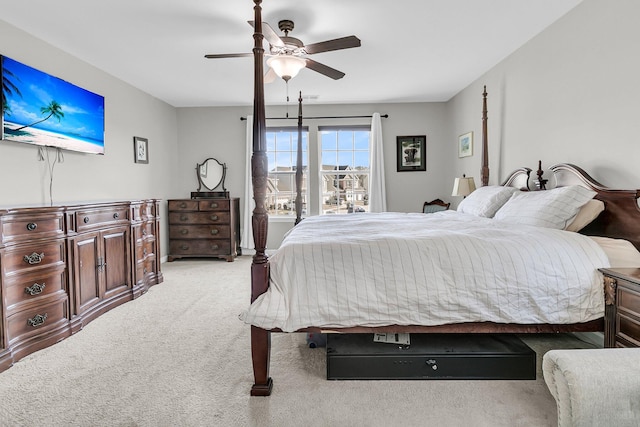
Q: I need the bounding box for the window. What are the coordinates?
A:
[266,127,308,217]
[319,126,370,215]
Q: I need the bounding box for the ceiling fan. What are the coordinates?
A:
[204,19,361,82]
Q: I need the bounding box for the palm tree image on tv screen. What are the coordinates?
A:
[1,55,105,155]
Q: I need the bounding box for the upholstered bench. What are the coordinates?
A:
[542,348,640,427]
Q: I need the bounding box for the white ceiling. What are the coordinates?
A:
[0,0,582,107]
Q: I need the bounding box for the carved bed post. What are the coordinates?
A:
[481,86,489,186]
[295,92,303,225]
[250,0,273,396]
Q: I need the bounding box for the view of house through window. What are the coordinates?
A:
[266,127,308,216]
[266,125,370,217]
[319,126,370,215]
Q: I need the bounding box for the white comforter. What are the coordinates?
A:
[240,211,610,332]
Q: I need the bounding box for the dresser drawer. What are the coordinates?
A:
[1,212,65,244]
[169,224,231,239]
[5,268,66,312]
[168,211,230,225]
[170,239,231,256]
[2,240,66,276]
[198,199,230,212]
[168,200,199,211]
[69,206,130,232]
[7,296,68,346]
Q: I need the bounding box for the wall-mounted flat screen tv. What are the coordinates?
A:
[1,55,105,154]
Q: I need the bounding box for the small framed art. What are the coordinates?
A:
[458,132,473,158]
[396,135,426,172]
[134,136,149,164]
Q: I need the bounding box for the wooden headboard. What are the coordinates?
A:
[502,163,640,251]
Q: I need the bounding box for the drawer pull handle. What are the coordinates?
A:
[180,245,189,250]
[24,252,45,265]
[210,202,218,208]
[211,244,219,250]
[26,222,37,231]
[27,313,48,327]
[25,282,46,296]
[142,229,148,235]
[83,216,90,224]
[180,229,188,235]
[180,202,187,208]
[180,215,188,221]
[143,248,148,256]
[113,212,119,219]
[210,229,219,235]
[210,215,219,221]
[144,268,148,274]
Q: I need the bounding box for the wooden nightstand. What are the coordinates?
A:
[598,268,640,348]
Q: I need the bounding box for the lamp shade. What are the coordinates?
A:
[267,55,306,81]
[451,176,476,197]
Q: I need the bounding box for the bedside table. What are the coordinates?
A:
[598,268,640,348]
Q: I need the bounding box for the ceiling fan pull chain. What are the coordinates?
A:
[285,80,290,118]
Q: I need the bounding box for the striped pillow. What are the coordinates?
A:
[493,185,596,229]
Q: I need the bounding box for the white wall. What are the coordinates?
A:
[447,0,640,207]
[176,102,450,248]
[0,20,180,256]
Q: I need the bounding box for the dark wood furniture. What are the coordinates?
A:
[0,200,163,373]
[167,198,240,262]
[422,199,450,213]
[247,0,640,396]
[599,268,640,348]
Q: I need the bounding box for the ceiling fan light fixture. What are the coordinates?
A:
[267,55,306,81]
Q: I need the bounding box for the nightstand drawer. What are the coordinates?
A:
[616,313,640,347]
[618,285,640,318]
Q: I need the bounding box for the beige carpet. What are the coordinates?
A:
[0,256,600,427]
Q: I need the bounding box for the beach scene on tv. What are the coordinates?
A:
[1,55,105,154]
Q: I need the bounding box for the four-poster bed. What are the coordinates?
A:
[248,0,640,396]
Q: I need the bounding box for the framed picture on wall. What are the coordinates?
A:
[458,132,473,158]
[134,136,149,164]
[396,135,426,172]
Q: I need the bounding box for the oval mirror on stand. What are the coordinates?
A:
[191,157,229,199]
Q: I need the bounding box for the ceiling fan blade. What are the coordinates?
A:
[304,36,361,55]
[264,67,277,84]
[204,53,252,59]
[247,20,284,48]
[305,59,345,80]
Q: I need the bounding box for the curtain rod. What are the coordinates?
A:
[240,114,389,121]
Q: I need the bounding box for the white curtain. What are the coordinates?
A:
[241,115,255,250]
[369,112,387,212]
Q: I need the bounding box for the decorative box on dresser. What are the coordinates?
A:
[599,268,640,348]
[0,199,163,373]
[167,198,240,262]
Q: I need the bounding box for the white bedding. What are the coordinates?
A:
[240,211,610,332]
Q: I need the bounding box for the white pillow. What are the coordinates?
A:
[493,185,597,229]
[565,199,605,232]
[457,186,519,218]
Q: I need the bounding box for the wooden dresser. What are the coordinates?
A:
[167,198,240,262]
[599,268,640,348]
[0,200,163,373]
